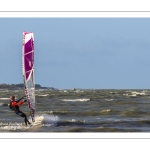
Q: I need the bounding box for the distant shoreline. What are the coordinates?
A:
[0,83,150,91]
[0,83,55,90]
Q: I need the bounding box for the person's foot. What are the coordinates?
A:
[25,122,27,126]
[28,121,32,127]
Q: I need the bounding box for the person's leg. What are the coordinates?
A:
[15,110,31,126]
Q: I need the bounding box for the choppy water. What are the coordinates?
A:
[1,89,150,132]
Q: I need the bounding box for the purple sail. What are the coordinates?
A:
[23,33,34,80]
[22,32,35,122]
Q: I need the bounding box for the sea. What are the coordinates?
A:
[0,89,150,133]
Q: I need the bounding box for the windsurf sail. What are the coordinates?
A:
[22,32,35,122]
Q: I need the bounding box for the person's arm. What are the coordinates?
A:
[17,101,24,106]
[15,96,26,102]
[12,101,24,106]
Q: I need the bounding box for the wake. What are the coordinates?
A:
[30,114,60,126]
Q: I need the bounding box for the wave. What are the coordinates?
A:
[100,109,111,113]
[37,109,114,116]
[40,114,60,125]
[105,99,114,101]
[131,91,147,96]
[0,122,30,131]
[61,98,90,102]
[123,91,148,98]
[0,114,60,131]
[52,117,150,126]
[120,109,149,117]
[56,119,86,127]
[29,114,60,127]
[0,98,9,100]
[0,103,8,106]
[95,117,150,124]
[37,94,49,97]
[55,117,150,132]
[38,110,68,115]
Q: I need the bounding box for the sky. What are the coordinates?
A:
[0,18,150,89]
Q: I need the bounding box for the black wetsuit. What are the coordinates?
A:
[9,99,31,126]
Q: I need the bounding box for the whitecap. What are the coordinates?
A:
[0,122,30,131]
[105,99,114,101]
[0,98,9,100]
[62,98,90,102]
[36,114,60,125]
[101,109,111,113]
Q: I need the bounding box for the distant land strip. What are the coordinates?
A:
[0,83,54,90]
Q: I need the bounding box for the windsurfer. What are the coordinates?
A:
[8,95,31,126]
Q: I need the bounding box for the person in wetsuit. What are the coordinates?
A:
[8,95,31,126]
